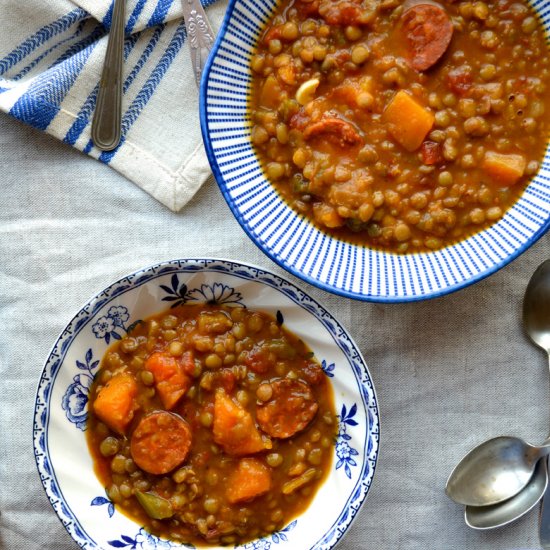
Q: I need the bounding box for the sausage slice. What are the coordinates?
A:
[256,379,318,439]
[130,411,192,475]
[303,118,363,147]
[399,3,453,71]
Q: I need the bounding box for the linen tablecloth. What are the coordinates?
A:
[0,0,228,212]
[2,112,550,549]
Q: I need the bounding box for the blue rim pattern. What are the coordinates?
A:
[33,259,380,550]
[199,0,550,303]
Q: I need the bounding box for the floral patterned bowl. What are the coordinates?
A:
[33,259,380,550]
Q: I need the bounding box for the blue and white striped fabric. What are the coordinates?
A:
[0,0,227,211]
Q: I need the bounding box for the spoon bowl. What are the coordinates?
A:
[464,457,548,529]
[523,259,550,544]
[524,259,550,356]
[445,436,550,506]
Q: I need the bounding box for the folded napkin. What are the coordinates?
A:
[0,0,228,211]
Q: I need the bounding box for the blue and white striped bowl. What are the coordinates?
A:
[200,0,550,303]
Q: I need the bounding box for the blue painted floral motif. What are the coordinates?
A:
[242,520,297,549]
[61,348,99,430]
[108,527,188,549]
[92,305,131,344]
[108,306,130,329]
[91,495,114,518]
[160,273,188,308]
[187,282,244,306]
[270,520,297,543]
[336,404,360,479]
[160,274,244,308]
[243,541,271,550]
[321,359,335,377]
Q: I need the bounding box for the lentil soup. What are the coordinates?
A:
[86,304,336,547]
[249,0,550,253]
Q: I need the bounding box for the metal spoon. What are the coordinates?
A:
[180,0,215,88]
[463,260,550,529]
[446,259,550,513]
[523,259,550,376]
[91,0,125,151]
[522,259,550,546]
[446,260,550,508]
[445,436,550,506]
[464,456,548,529]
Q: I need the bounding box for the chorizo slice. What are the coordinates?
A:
[130,411,192,475]
[296,0,320,17]
[256,379,318,439]
[399,3,453,71]
[303,117,363,147]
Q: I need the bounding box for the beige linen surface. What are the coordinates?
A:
[1,113,550,549]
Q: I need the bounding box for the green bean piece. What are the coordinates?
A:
[282,468,317,495]
[346,218,368,233]
[292,174,309,194]
[135,491,174,520]
[268,339,296,359]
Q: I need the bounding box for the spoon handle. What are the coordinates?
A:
[91,0,126,151]
[181,0,215,88]
[540,355,550,548]
[540,457,550,548]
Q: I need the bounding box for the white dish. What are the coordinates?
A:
[200,0,550,302]
[34,258,380,549]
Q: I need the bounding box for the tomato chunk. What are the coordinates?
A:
[262,25,283,45]
[420,141,442,165]
[244,347,275,374]
[446,66,473,96]
[319,0,377,26]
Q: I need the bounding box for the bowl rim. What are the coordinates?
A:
[199,0,550,303]
[33,257,381,550]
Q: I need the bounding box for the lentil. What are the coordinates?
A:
[100,437,120,457]
[250,0,549,252]
[87,304,336,546]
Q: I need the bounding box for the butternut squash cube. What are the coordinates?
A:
[383,90,435,152]
[226,458,272,504]
[482,151,526,186]
[93,372,138,435]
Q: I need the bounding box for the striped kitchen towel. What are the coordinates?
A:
[0,0,228,211]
